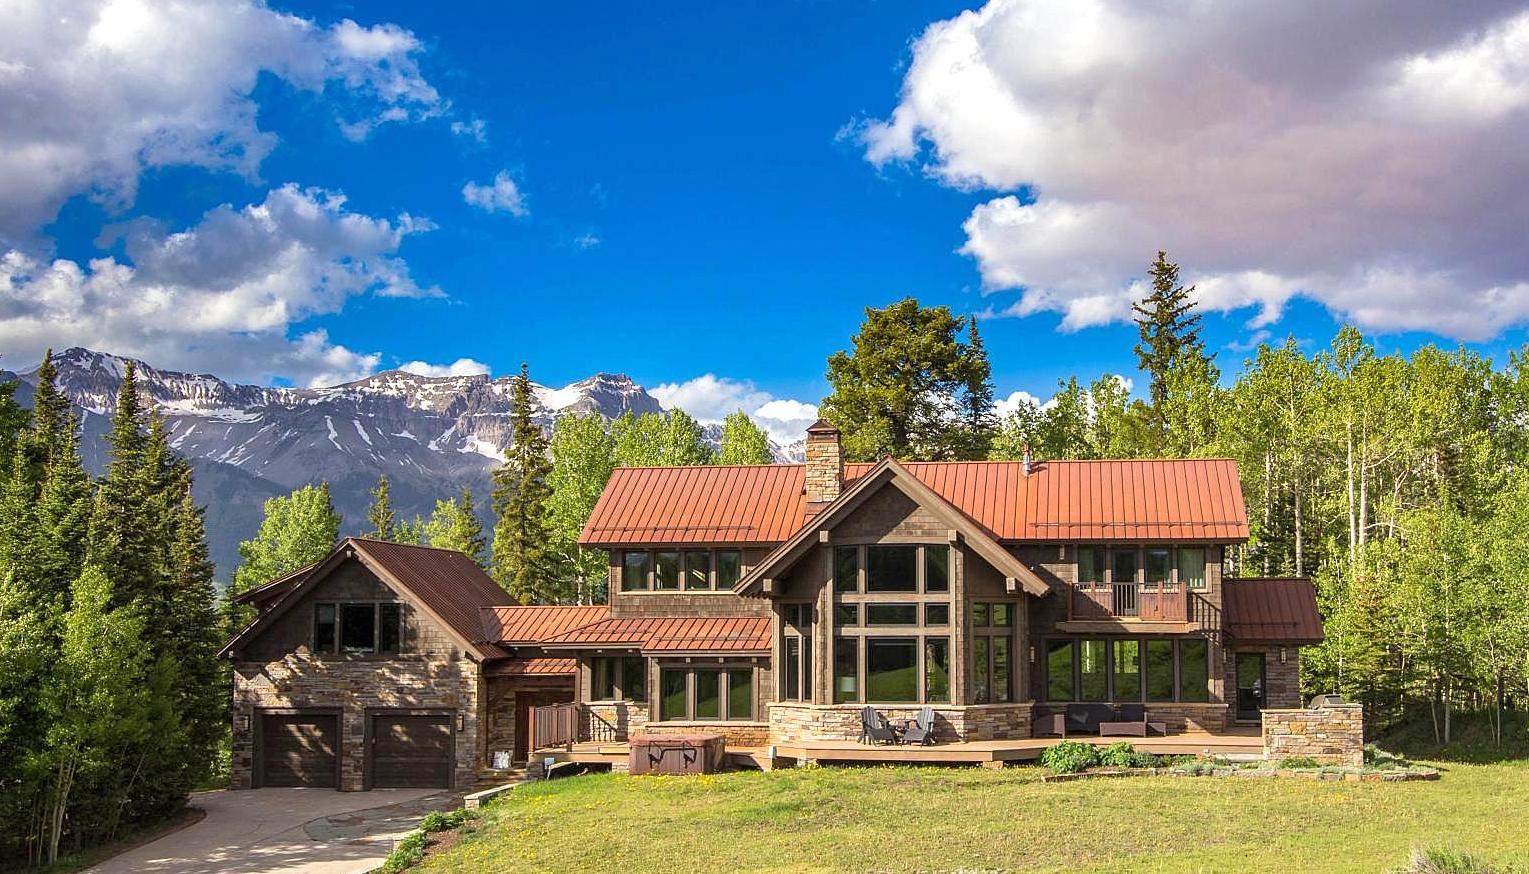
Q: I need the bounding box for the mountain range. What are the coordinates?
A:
[1,348,802,581]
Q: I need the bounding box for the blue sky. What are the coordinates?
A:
[5,0,1529,440]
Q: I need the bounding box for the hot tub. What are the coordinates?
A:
[628,734,726,776]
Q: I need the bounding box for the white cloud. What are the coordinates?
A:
[0,184,436,386]
[0,0,443,250]
[450,117,488,143]
[574,233,601,249]
[650,374,819,445]
[398,358,491,378]
[995,389,1045,417]
[462,171,529,217]
[862,1,1529,341]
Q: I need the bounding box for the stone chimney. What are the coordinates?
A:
[804,418,843,504]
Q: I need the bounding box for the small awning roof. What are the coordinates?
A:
[483,657,578,677]
[1223,577,1324,644]
[480,605,610,644]
[539,616,772,654]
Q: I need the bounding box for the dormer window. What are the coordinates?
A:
[314,602,401,655]
[619,548,742,592]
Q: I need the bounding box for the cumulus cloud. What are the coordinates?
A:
[861,0,1529,341]
[995,389,1046,417]
[0,184,436,386]
[650,374,819,445]
[0,0,443,249]
[397,358,491,378]
[462,171,529,216]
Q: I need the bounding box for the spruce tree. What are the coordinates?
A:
[366,475,397,540]
[31,415,92,614]
[29,350,70,465]
[87,361,156,610]
[491,364,557,602]
[1133,251,1207,409]
[162,491,226,791]
[0,377,28,485]
[958,318,998,459]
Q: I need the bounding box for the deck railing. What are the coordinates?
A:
[529,702,578,752]
[1071,583,1189,622]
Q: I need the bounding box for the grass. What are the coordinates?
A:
[417,760,1529,873]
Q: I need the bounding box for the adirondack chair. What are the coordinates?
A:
[860,706,900,745]
[900,707,937,746]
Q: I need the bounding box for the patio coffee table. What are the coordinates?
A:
[1098,720,1169,737]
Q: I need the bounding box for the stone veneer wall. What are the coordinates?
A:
[768,702,1034,744]
[232,651,481,791]
[1262,704,1364,767]
[637,722,772,747]
[584,700,650,740]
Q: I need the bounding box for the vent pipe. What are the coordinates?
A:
[1022,443,1033,476]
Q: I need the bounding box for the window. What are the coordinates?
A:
[924,603,949,626]
[866,545,918,592]
[1180,638,1210,702]
[1112,640,1141,701]
[684,551,711,590]
[925,638,950,703]
[866,638,918,702]
[341,603,377,653]
[1145,548,1171,586]
[592,656,646,701]
[924,546,950,592]
[654,551,681,590]
[379,604,401,653]
[622,551,650,591]
[972,602,1012,627]
[992,603,1013,627]
[784,637,803,701]
[865,604,918,625]
[834,546,858,593]
[716,550,742,589]
[833,604,859,626]
[781,604,813,702]
[1113,549,1138,586]
[972,602,990,627]
[660,668,752,720]
[1078,546,1105,585]
[1080,639,1107,701]
[314,604,336,652]
[1146,639,1175,702]
[1046,640,1075,701]
[973,602,1015,703]
[974,637,992,704]
[1179,547,1207,590]
[834,639,858,703]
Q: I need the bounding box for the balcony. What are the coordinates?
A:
[1071,581,1188,622]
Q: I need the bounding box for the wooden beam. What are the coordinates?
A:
[947,529,961,544]
[818,530,831,544]
[1005,576,1018,594]
[762,578,777,596]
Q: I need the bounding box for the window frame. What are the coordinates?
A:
[1042,636,1214,703]
[618,548,745,593]
[658,665,757,721]
[315,601,402,656]
[591,655,648,702]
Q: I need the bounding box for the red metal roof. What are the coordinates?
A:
[350,539,517,655]
[484,657,578,677]
[1223,578,1325,643]
[480,605,610,644]
[581,464,808,545]
[538,616,772,653]
[580,458,1249,546]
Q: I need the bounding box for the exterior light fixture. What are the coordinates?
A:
[457,713,466,731]
[237,713,251,732]
[1279,647,1288,664]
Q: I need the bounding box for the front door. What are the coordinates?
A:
[514,689,574,761]
[1235,653,1266,721]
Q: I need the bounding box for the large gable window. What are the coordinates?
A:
[619,549,741,593]
[866,545,917,592]
[315,602,401,655]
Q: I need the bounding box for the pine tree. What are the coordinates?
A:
[718,410,774,464]
[29,350,70,466]
[958,319,998,459]
[366,475,397,540]
[1133,251,1207,409]
[491,364,558,602]
[31,415,93,614]
[87,361,155,610]
[0,377,28,485]
[161,492,227,792]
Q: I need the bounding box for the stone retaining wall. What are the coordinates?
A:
[768,702,1034,743]
[1262,704,1364,767]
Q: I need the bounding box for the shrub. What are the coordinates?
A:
[419,808,477,833]
[1277,756,1321,770]
[378,830,428,873]
[1394,846,1500,874]
[1040,741,1098,774]
[1097,742,1138,768]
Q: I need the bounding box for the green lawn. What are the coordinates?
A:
[420,760,1529,873]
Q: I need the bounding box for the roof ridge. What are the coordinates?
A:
[348,536,470,553]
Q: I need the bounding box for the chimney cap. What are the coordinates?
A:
[805,418,840,436]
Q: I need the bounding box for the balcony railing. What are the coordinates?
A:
[1071,582,1188,622]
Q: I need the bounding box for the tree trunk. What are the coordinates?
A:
[1346,421,1356,562]
[1294,470,1305,578]
[1262,451,1273,576]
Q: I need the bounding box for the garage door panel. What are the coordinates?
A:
[260,714,337,788]
[372,715,452,788]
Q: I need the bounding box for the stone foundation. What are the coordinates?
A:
[1143,703,1229,733]
[1262,704,1364,767]
[768,702,1034,744]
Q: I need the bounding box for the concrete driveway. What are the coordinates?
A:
[87,788,456,874]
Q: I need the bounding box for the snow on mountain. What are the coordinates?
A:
[8,348,800,579]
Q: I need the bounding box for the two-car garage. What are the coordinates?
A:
[254,710,455,790]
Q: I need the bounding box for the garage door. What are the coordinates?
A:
[371,714,453,788]
[259,713,338,788]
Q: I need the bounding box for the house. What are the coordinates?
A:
[223,420,1324,789]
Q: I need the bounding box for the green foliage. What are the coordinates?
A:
[224,482,342,631]
[492,364,559,603]
[1277,756,1321,770]
[821,297,996,461]
[1393,847,1501,874]
[718,410,774,465]
[1039,741,1097,773]
[379,829,429,872]
[420,807,478,833]
[611,410,712,467]
[421,489,487,567]
[367,475,397,540]
[547,414,616,602]
[1096,742,1140,768]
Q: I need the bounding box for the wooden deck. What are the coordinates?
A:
[535,727,1263,770]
